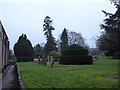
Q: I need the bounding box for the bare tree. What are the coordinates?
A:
[68,31,86,47]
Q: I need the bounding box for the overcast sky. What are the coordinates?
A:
[0,0,116,50]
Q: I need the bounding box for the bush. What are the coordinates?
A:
[62,44,88,56]
[62,50,88,56]
[16,57,34,62]
[113,52,120,59]
[14,34,34,62]
[60,55,93,65]
[65,44,87,50]
[48,51,61,61]
[59,44,93,65]
[104,51,115,57]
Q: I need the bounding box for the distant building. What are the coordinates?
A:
[0,20,9,72]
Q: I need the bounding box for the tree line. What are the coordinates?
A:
[13,1,120,61]
[13,15,88,61]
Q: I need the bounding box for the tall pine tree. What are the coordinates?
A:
[97,2,120,57]
[43,16,57,54]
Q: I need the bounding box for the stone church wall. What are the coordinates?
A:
[0,21,9,72]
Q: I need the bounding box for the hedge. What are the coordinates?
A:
[60,55,93,65]
[104,51,115,57]
[16,57,34,62]
[62,50,88,56]
[113,52,120,59]
[59,44,93,65]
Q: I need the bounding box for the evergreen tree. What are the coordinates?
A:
[34,44,43,58]
[60,28,68,52]
[97,2,120,57]
[14,34,34,62]
[43,16,57,54]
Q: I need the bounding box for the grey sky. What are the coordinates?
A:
[0,0,116,50]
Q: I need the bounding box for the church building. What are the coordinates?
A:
[0,21,9,72]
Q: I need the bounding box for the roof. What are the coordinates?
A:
[0,20,8,40]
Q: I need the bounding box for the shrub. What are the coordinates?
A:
[62,50,88,56]
[16,57,34,62]
[65,44,86,50]
[104,51,115,57]
[60,55,93,65]
[48,51,61,61]
[61,44,88,56]
[59,44,93,65]
[14,34,34,62]
[113,52,120,59]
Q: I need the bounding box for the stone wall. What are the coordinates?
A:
[0,21,9,71]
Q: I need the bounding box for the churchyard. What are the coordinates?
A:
[17,56,119,88]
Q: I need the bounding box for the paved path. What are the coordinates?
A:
[2,65,21,89]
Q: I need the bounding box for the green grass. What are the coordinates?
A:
[17,57,119,88]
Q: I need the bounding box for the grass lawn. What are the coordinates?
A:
[17,56,119,88]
